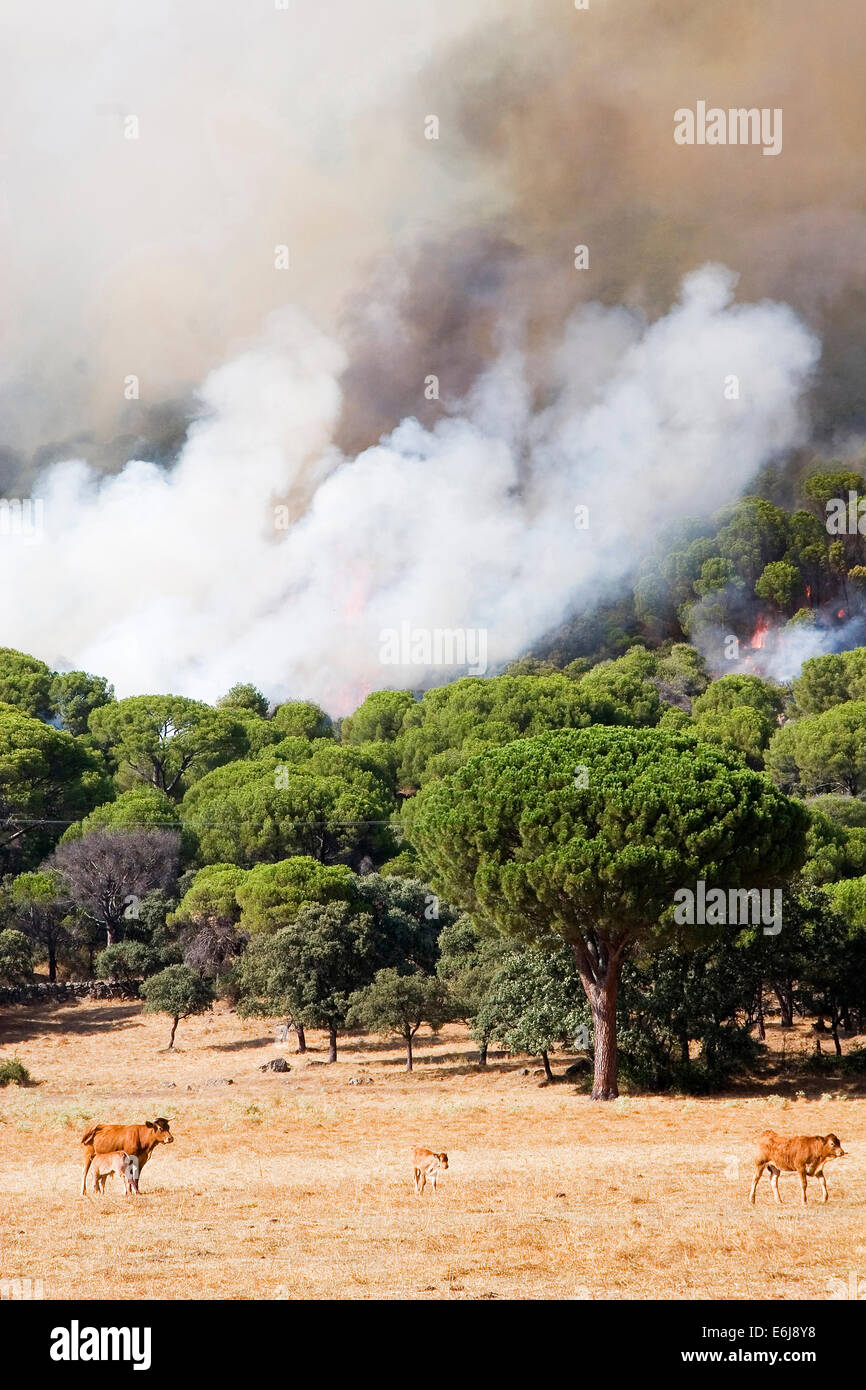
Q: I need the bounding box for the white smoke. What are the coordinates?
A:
[0,266,820,714]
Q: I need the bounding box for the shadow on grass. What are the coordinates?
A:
[208,1036,275,1052]
[0,1001,143,1047]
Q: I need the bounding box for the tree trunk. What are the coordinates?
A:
[541,1050,554,1083]
[478,1039,488,1067]
[47,943,57,984]
[774,983,794,1028]
[106,923,117,946]
[405,1032,413,1072]
[755,983,765,1041]
[168,1015,179,1049]
[572,936,625,1101]
[294,1023,307,1054]
[327,1026,337,1064]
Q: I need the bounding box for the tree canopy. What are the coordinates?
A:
[408,726,809,1098]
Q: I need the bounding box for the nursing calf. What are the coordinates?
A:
[91,1151,140,1196]
[80,1119,173,1195]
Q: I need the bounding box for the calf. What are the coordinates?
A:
[80,1119,173,1195]
[91,1151,140,1196]
[412,1147,449,1196]
[749,1130,846,1206]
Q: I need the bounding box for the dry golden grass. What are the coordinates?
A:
[1,1001,865,1300]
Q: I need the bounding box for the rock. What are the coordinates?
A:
[259,1058,291,1073]
[519,1068,530,1076]
[347,1075,373,1086]
[565,1059,592,1076]
[204,1077,234,1087]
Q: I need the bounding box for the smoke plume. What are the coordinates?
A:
[0,268,818,712]
[2,0,864,707]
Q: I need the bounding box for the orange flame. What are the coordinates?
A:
[750,615,770,649]
[837,608,846,619]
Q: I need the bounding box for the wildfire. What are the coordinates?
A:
[805,585,811,599]
[837,608,846,619]
[749,615,770,649]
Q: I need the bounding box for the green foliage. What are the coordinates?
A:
[0,704,108,872]
[234,856,357,935]
[95,941,159,980]
[49,670,114,735]
[617,946,759,1092]
[88,695,250,799]
[217,683,269,718]
[379,849,421,878]
[654,643,709,699]
[179,740,396,868]
[0,649,53,719]
[408,727,808,951]
[170,864,248,928]
[436,915,509,1023]
[801,811,866,885]
[341,690,416,745]
[140,964,215,1045]
[408,725,807,1097]
[807,795,866,829]
[395,673,643,789]
[347,968,451,1069]
[754,559,801,611]
[802,470,865,511]
[824,875,866,927]
[238,901,377,1053]
[766,702,866,795]
[692,673,785,723]
[694,556,739,597]
[791,649,866,715]
[0,929,33,985]
[270,700,333,740]
[474,945,589,1064]
[690,706,775,768]
[60,786,179,844]
[0,1058,32,1087]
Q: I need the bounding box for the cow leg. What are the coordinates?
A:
[81,1151,94,1196]
[749,1161,767,1205]
[432,1169,438,1195]
[818,1171,829,1203]
[417,1169,426,1196]
[797,1167,808,1205]
[769,1167,782,1205]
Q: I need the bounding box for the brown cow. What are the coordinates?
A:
[412,1147,448,1196]
[80,1119,173,1196]
[749,1130,846,1206]
[90,1151,140,1196]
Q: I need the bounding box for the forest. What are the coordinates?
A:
[3,460,866,1101]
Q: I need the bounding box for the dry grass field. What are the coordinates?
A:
[1,1000,865,1301]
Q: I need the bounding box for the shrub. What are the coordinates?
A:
[0,1057,32,1087]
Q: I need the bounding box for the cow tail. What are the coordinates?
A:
[80,1125,102,1146]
